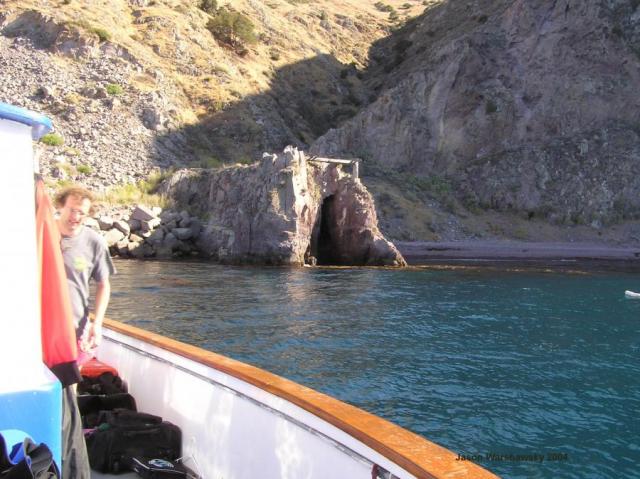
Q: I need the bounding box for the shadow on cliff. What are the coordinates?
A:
[151,3,449,168]
[152,52,374,168]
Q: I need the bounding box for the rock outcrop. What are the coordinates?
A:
[312,0,640,228]
[160,147,406,266]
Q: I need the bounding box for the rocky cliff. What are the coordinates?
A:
[312,0,640,238]
[3,0,640,246]
[159,147,406,266]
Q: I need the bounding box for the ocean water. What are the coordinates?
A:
[108,259,640,478]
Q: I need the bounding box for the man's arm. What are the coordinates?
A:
[87,278,111,348]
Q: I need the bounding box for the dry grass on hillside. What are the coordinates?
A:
[6,0,433,123]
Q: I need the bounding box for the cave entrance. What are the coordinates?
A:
[308,195,340,266]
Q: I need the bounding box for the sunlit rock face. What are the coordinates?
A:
[312,0,640,225]
[160,146,406,266]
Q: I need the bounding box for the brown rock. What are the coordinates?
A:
[160,147,405,266]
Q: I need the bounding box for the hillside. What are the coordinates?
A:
[312,0,640,242]
[0,0,425,184]
[2,0,640,245]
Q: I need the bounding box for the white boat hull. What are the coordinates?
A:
[625,290,640,298]
[99,320,498,479]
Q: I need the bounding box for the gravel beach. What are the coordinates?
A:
[396,241,640,267]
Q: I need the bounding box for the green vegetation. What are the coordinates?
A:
[374,2,394,12]
[206,8,258,54]
[97,171,172,207]
[400,3,412,9]
[106,83,124,95]
[198,0,217,15]
[91,27,111,42]
[64,147,81,156]
[66,20,111,42]
[76,164,92,175]
[55,162,76,177]
[41,133,64,146]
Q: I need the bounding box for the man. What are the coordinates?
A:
[54,186,116,479]
[55,186,115,350]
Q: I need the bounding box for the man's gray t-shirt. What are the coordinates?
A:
[61,226,116,337]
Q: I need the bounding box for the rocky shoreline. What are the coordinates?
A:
[88,147,406,267]
[88,204,203,260]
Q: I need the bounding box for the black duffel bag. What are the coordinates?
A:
[85,410,181,474]
[77,372,127,395]
[77,393,137,428]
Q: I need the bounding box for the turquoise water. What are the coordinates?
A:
[108,259,640,478]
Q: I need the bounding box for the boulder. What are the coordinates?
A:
[116,239,130,256]
[127,241,143,258]
[104,228,126,247]
[162,232,178,250]
[131,205,156,222]
[189,218,202,238]
[128,218,142,232]
[147,228,165,245]
[113,219,130,236]
[172,227,192,241]
[141,218,161,232]
[98,215,114,230]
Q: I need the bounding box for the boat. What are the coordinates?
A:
[0,102,499,479]
[624,290,640,299]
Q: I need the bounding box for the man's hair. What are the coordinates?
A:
[54,186,95,211]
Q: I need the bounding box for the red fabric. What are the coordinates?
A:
[36,181,78,371]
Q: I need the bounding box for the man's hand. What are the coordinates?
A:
[85,322,102,349]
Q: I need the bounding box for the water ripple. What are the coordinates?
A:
[107,260,640,479]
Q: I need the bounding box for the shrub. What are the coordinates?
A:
[374,2,394,12]
[199,0,217,15]
[91,27,111,42]
[65,147,81,156]
[41,133,64,146]
[400,3,412,9]
[77,164,92,175]
[97,176,170,208]
[206,9,257,53]
[106,83,124,95]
